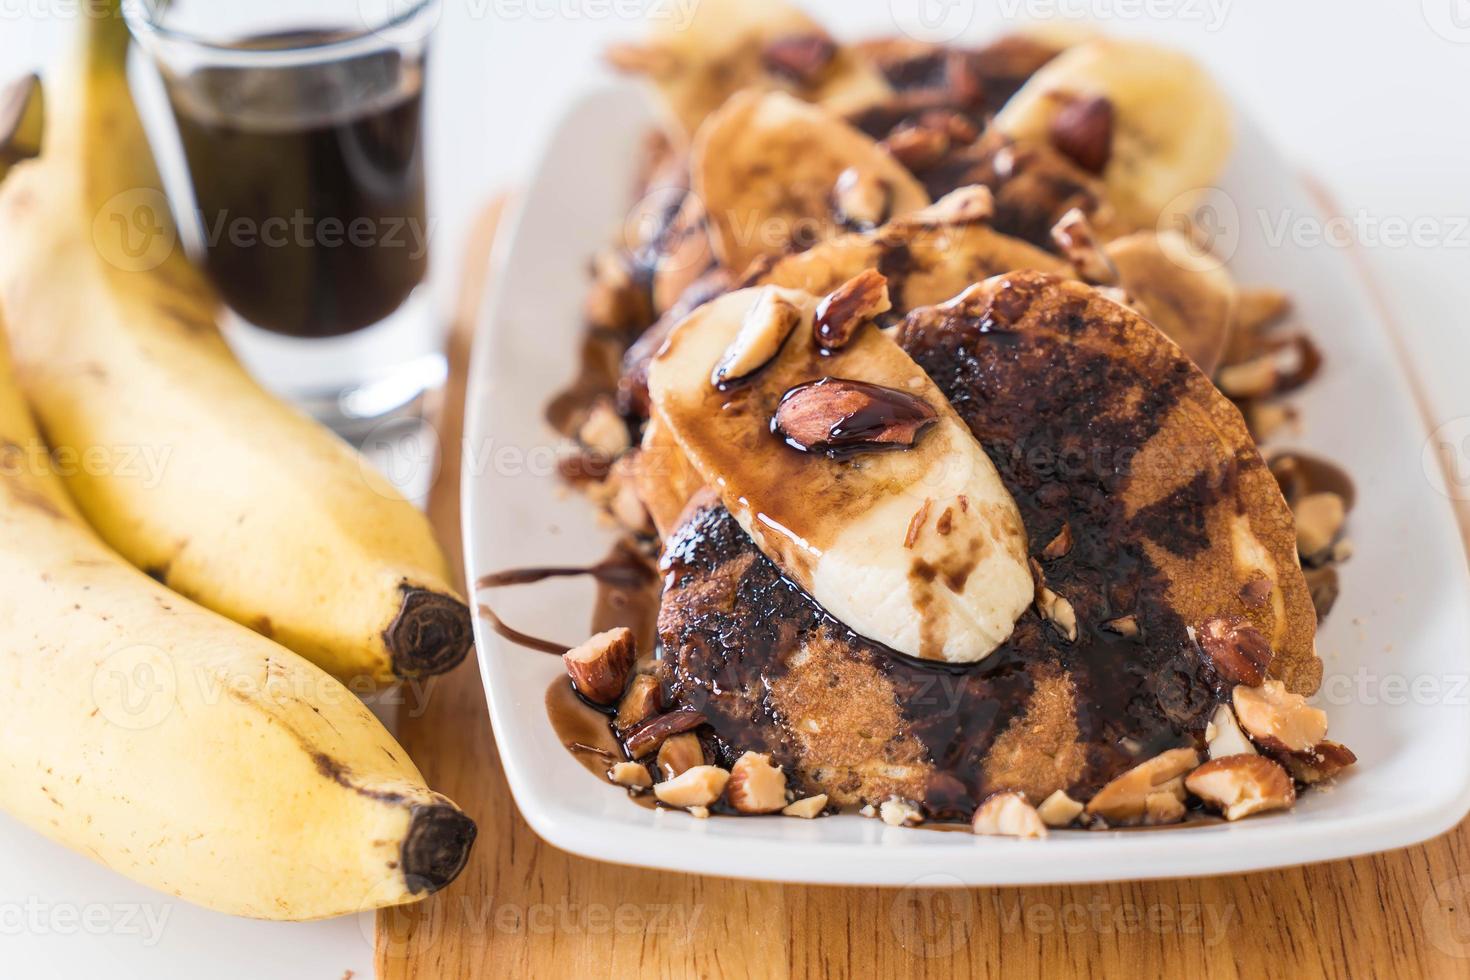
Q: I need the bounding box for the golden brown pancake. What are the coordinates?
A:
[652,272,1318,819]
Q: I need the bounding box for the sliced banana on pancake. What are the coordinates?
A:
[606,0,890,143]
[1104,229,1238,375]
[750,187,1072,308]
[647,278,1035,664]
[898,271,1319,693]
[619,188,1067,443]
[991,38,1233,230]
[692,90,931,271]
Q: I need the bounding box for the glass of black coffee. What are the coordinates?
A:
[123,0,443,436]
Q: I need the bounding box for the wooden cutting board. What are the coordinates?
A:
[376,200,1470,978]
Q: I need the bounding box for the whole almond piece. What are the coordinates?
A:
[1048,95,1114,174]
[773,377,937,458]
[563,627,636,705]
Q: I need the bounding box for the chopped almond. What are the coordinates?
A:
[727,752,788,814]
[608,762,652,791]
[972,792,1047,838]
[1186,754,1295,821]
[1233,681,1327,753]
[782,794,829,819]
[1086,747,1198,826]
[654,765,730,809]
[1036,790,1084,828]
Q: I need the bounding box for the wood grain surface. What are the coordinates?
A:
[376,201,1470,979]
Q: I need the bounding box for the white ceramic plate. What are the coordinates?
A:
[461,81,1470,886]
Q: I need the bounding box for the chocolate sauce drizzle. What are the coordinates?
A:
[475,542,659,656]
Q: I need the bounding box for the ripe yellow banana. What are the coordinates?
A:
[0,322,476,919]
[993,38,1233,231]
[0,72,43,171]
[0,12,470,687]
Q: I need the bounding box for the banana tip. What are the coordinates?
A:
[386,587,473,678]
[403,802,477,895]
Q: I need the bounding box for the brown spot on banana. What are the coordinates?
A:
[384,585,473,678]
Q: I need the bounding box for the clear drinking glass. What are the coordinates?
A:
[123,0,445,439]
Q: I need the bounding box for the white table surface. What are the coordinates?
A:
[2,1,1467,976]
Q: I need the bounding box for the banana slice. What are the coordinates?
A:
[1105,229,1238,375]
[753,188,1072,308]
[607,0,890,143]
[693,90,930,272]
[648,280,1034,664]
[992,39,1233,230]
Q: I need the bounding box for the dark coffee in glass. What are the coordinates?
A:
[125,2,445,434]
[162,30,428,338]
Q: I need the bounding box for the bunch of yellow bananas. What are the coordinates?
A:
[0,9,476,920]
